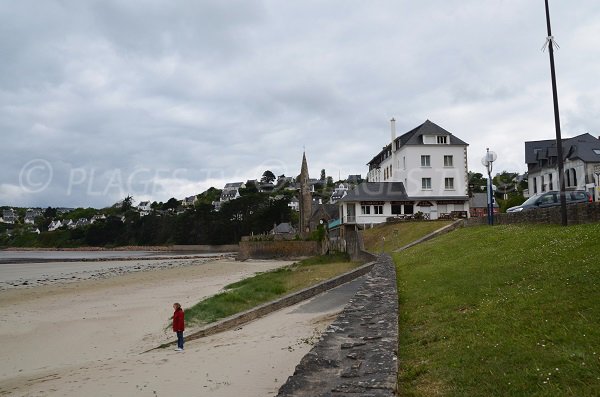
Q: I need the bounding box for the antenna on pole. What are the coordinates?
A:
[544,0,568,226]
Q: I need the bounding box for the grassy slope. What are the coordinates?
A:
[185,253,360,326]
[394,223,600,396]
[362,220,453,253]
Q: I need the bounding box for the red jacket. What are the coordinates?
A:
[173,308,185,332]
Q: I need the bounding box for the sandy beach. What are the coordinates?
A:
[0,257,345,396]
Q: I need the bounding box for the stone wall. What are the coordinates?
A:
[237,240,321,260]
[175,261,377,346]
[342,225,377,263]
[276,254,398,396]
[170,244,239,252]
[466,202,600,226]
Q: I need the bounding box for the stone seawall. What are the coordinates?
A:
[276,254,398,396]
[159,261,377,347]
[237,240,321,260]
[466,202,600,226]
[170,244,239,252]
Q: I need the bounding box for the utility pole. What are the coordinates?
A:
[544,0,568,226]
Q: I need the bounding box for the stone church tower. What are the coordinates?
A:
[298,152,312,238]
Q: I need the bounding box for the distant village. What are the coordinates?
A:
[2,119,600,242]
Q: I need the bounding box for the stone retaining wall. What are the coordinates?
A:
[170,244,239,252]
[466,202,600,226]
[172,261,377,346]
[276,254,398,396]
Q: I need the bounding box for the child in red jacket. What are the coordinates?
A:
[172,303,185,351]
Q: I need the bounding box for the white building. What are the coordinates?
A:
[48,220,63,231]
[137,201,152,216]
[349,119,469,221]
[525,133,600,201]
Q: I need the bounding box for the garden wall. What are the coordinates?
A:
[466,202,600,226]
[237,240,321,260]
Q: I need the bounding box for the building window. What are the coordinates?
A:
[541,175,545,192]
[444,155,453,167]
[444,178,454,190]
[404,204,414,214]
[390,164,392,179]
[361,205,371,215]
[421,155,431,167]
[422,178,432,190]
[548,173,553,190]
[533,177,537,193]
[374,205,383,214]
[571,169,577,187]
[391,204,402,214]
[437,136,448,144]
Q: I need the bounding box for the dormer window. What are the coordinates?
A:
[437,136,448,144]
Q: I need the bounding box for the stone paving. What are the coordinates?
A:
[277,254,398,396]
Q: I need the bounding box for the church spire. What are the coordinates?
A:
[299,151,312,237]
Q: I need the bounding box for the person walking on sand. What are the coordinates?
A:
[172,303,185,351]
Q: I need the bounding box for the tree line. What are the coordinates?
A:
[1,192,293,248]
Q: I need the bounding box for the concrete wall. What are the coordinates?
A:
[237,240,321,260]
[466,202,600,226]
[276,254,398,396]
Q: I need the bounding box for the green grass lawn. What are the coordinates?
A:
[362,220,453,253]
[184,253,361,326]
[393,223,600,396]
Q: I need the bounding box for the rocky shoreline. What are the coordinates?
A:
[0,254,235,291]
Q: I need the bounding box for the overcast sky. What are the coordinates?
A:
[1,0,599,208]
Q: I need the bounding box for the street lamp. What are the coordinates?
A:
[481,148,497,225]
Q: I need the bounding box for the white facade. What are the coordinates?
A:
[368,145,468,198]
[360,120,470,221]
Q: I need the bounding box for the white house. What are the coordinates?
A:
[525,133,600,201]
[137,201,152,216]
[288,197,300,211]
[356,119,469,221]
[1,209,17,224]
[329,183,349,204]
[181,195,198,207]
[48,220,63,231]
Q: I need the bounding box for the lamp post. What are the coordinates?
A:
[543,0,568,226]
[481,149,497,225]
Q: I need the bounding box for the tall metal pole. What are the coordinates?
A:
[544,0,568,226]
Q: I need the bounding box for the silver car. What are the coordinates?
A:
[507,190,592,213]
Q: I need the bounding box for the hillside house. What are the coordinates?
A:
[525,133,600,201]
[137,201,152,216]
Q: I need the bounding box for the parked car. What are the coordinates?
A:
[507,190,593,213]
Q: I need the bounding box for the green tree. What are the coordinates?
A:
[121,195,134,212]
[320,169,326,181]
[468,172,488,195]
[261,170,276,184]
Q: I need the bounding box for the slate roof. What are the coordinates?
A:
[368,120,468,167]
[224,182,244,189]
[469,193,499,209]
[396,120,468,146]
[525,133,600,166]
[338,182,408,202]
[271,222,296,234]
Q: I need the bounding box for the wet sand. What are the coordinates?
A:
[0,257,343,396]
